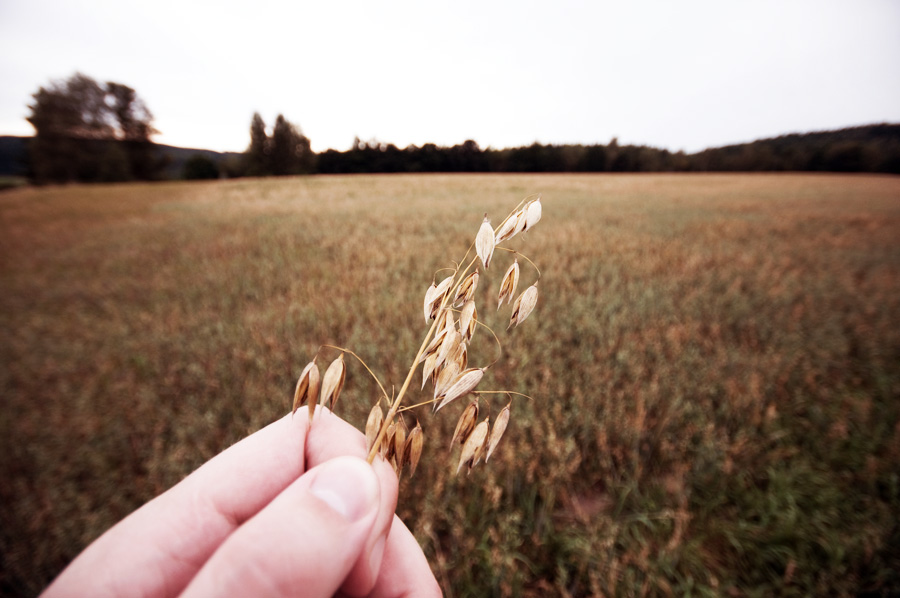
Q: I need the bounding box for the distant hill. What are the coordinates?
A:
[0,136,28,177]
[689,123,900,173]
[153,144,243,179]
[0,136,242,179]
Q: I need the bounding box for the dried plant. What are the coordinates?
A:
[291,195,543,477]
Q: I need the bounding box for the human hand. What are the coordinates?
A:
[41,408,442,597]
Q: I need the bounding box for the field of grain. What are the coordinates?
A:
[2,173,899,597]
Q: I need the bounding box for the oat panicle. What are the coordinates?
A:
[292,194,543,481]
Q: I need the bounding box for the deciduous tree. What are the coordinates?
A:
[27,73,161,183]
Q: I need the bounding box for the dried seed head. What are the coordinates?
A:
[319,353,346,412]
[423,281,438,322]
[435,367,485,412]
[441,309,455,336]
[509,282,539,329]
[452,340,468,372]
[393,421,407,469]
[404,422,424,476]
[512,208,528,237]
[435,329,461,372]
[453,271,479,307]
[494,210,521,244]
[524,197,542,231]
[292,359,320,419]
[451,401,479,447]
[434,361,460,401]
[475,215,495,269]
[472,416,491,467]
[421,352,438,390]
[485,403,511,462]
[425,276,454,321]
[497,258,520,309]
[459,300,477,342]
[383,422,397,460]
[421,326,448,362]
[457,416,490,474]
[365,403,384,453]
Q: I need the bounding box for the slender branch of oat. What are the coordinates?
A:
[475,319,504,368]
[496,247,541,279]
[398,397,440,412]
[366,255,481,463]
[322,344,391,405]
[366,305,443,463]
[473,390,535,401]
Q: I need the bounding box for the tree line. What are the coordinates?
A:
[17,73,900,183]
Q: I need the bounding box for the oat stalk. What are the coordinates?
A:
[293,195,544,476]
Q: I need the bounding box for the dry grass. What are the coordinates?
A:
[2,173,899,596]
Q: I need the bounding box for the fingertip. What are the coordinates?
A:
[308,456,381,522]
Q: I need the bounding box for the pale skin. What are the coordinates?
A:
[41,407,442,598]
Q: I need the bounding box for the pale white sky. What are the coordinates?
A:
[1,0,898,154]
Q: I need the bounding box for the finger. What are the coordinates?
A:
[305,410,400,596]
[43,409,365,598]
[362,515,442,598]
[181,456,382,598]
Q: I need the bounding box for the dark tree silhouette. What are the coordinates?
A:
[26,73,161,183]
[242,113,314,176]
[270,115,314,175]
[244,112,269,176]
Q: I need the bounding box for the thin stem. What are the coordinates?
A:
[473,318,504,368]
[366,255,480,463]
[472,390,535,401]
[398,397,440,412]
[322,344,390,404]
[496,247,541,279]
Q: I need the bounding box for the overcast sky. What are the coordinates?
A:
[1,0,898,154]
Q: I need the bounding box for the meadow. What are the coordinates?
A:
[1,173,899,597]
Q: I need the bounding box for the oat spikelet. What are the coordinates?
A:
[423,282,438,322]
[485,403,510,462]
[494,210,521,244]
[435,329,461,372]
[475,215,494,269]
[453,271,479,307]
[497,258,520,309]
[512,209,527,238]
[457,416,490,474]
[420,326,448,362]
[459,300,477,342]
[435,367,485,412]
[292,358,320,419]
[421,352,438,390]
[524,197,542,231]
[383,422,397,460]
[451,401,479,447]
[425,276,454,321]
[509,282,539,329]
[365,404,384,453]
[393,421,407,471]
[319,353,346,412]
[441,309,455,336]
[451,340,468,372]
[434,361,460,400]
[403,422,424,476]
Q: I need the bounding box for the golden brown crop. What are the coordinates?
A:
[300,195,544,478]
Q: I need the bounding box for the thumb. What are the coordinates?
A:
[181,456,382,598]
